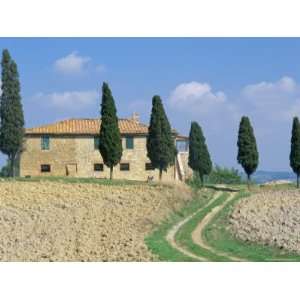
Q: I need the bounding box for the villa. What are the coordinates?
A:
[19,114,191,181]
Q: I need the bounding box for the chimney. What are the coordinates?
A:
[131,112,140,123]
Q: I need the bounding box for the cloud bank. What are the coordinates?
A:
[33,90,98,111]
[169,81,226,114]
[169,76,300,123]
[54,51,106,76]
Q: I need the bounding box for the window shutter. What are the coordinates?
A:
[126,137,134,149]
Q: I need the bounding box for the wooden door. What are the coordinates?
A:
[66,164,77,176]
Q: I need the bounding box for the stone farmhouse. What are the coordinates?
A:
[19,114,192,181]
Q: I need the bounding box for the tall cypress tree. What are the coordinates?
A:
[0,49,25,177]
[98,82,122,180]
[289,117,300,188]
[147,95,176,180]
[237,116,259,188]
[188,121,212,185]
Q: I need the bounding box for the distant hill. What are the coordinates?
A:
[250,170,295,184]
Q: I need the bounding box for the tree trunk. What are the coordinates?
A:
[199,172,204,187]
[12,159,15,177]
[159,168,162,181]
[297,174,299,188]
[9,156,15,177]
[110,166,113,180]
[247,174,251,190]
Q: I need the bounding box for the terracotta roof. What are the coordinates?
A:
[26,118,149,135]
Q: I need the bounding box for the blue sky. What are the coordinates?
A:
[1,38,300,171]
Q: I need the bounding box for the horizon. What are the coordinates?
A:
[1,38,300,171]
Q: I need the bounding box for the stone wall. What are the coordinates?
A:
[20,135,177,181]
[177,152,193,180]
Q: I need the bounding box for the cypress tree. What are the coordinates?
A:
[237,116,259,188]
[147,95,176,180]
[98,82,122,180]
[188,121,212,185]
[289,117,300,188]
[0,49,25,177]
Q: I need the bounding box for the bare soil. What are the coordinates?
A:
[230,190,300,254]
[0,181,191,261]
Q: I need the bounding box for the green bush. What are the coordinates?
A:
[187,165,243,187]
[207,165,243,184]
[186,174,203,189]
[0,159,20,177]
[0,164,10,177]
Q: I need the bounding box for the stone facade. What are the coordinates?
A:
[20,134,178,181]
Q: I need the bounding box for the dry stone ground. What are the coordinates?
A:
[230,190,300,253]
[0,181,191,261]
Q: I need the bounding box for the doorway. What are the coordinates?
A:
[66,164,77,176]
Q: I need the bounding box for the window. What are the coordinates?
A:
[41,136,50,150]
[41,164,51,173]
[145,163,155,170]
[125,136,134,149]
[176,140,189,152]
[120,163,130,171]
[94,163,104,171]
[94,137,100,150]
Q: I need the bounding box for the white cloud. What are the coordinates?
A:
[54,52,91,75]
[240,76,300,121]
[169,81,227,114]
[243,76,296,97]
[168,81,239,137]
[169,77,300,123]
[33,90,98,110]
[242,76,296,105]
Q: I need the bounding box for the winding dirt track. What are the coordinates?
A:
[191,192,246,262]
[166,191,246,262]
[165,191,222,262]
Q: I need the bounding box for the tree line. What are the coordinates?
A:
[1,48,300,187]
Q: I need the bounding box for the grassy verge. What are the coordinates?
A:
[203,191,300,261]
[145,189,215,262]
[259,183,298,191]
[0,176,147,186]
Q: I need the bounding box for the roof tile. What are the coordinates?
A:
[26,118,149,135]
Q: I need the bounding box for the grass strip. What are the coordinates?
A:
[145,189,215,261]
[0,176,148,186]
[175,192,231,262]
[203,192,300,262]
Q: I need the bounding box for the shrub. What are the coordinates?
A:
[0,163,10,177]
[207,165,243,184]
[186,173,203,189]
[187,165,243,188]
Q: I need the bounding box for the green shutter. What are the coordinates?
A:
[94,137,100,150]
[41,136,50,150]
[126,137,134,149]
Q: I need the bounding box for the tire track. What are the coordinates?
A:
[165,191,222,262]
[191,192,246,262]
